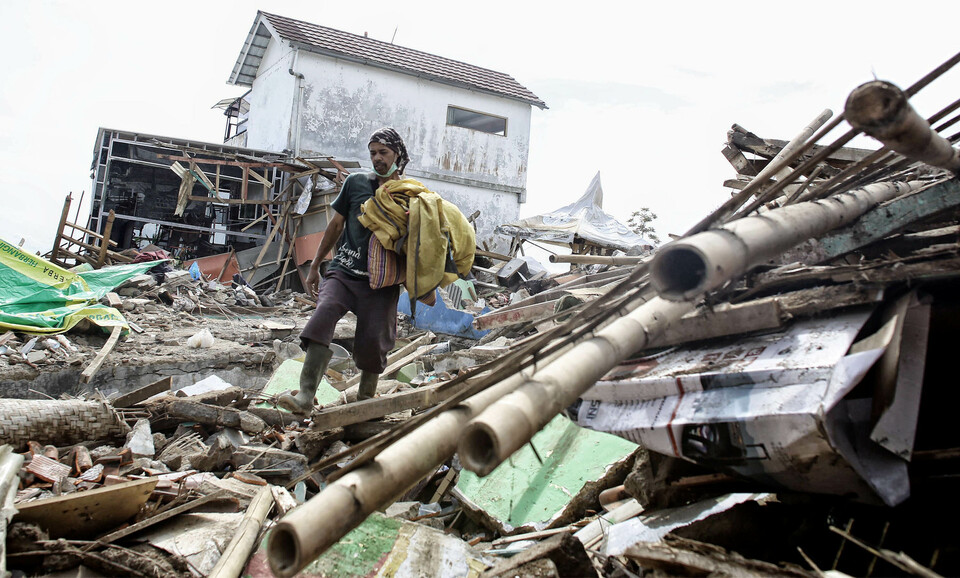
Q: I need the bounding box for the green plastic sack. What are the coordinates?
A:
[0,238,166,335]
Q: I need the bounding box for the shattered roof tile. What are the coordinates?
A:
[233,11,546,109]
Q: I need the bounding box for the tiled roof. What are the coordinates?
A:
[231,11,546,109]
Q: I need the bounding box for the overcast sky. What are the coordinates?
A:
[2,1,958,258]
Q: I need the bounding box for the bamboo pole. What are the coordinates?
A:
[457,296,694,477]
[266,341,582,578]
[756,109,833,185]
[457,179,930,479]
[650,180,924,301]
[845,80,960,173]
[208,485,275,578]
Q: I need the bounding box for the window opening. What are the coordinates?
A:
[446,106,506,136]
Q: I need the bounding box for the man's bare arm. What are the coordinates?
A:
[305,212,345,297]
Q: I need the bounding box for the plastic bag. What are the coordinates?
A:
[186,328,215,348]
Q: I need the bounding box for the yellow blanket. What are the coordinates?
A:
[358,179,475,302]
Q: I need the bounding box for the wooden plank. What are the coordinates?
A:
[475,249,513,262]
[311,384,449,429]
[97,210,115,268]
[474,300,559,331]
[659,299,783,347]
[189,160,217,191]
[241,211,272,231]
[112,376,172,408]
[81,326,123,384]
[217,247,236,283]
[781,178,960,264]
[623,536,801,577]
[93,489,228,546]
[14,477,157,539]
[157,154,293,169]
[291,167,321,179]
[60,235,133,262]
[187,195,275,205]
[64,222,118,246]
[274,221,300,292]
[247,167,274,188]
[50,194,72,264]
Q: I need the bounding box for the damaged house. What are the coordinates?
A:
[7,10,960,578]
[225,11,547,249]
[77,10,545,277]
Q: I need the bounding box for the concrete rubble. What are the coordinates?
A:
[2,56,960,578]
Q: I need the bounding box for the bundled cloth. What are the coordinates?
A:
[358,179,475,308]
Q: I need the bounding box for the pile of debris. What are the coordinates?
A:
[4,58,960,577]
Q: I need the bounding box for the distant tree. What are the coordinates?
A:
[627,208,661,246]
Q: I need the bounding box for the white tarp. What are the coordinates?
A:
[574,308,911,506]
[496,172,653,251]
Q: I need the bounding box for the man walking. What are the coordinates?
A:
[278,128,410,415]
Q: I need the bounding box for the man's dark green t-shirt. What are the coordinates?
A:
[329,172,378,278]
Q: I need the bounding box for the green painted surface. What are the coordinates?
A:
[395,362,423,383]
[456,414,637,529]
[255,358,340,410]
[303,513,403,576]
[246,513,402,578]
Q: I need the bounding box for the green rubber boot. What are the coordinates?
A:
[357,371,380,401]
[278,342,333,415]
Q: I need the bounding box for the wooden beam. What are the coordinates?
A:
[157,154,293,169]
[92,490,228,547]
[247,167,274,188]
[216,247,236,283]
[241,211,272,232]
[189,161,216,192]
[112,376,172,408]
[274,221,300,292]
[97,210,115,268]
[474,300,559,331]
[475,249,513,262]
[51,194,71,265]
[64,222,118,246]
[187,196,275,205]
[81,326,123,384]
[311,384,449,429]
[335,333,435,391]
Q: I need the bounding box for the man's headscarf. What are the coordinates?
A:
[368,127,410,174]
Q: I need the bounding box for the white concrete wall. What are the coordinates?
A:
[244,38,297,153]
[243,39,534,249]
[293,53,532,191]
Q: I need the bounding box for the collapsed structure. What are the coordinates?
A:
[2,26,960,578]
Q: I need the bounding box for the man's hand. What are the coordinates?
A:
[305,264,324,299]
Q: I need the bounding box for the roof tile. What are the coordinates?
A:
[260,12,546,109]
